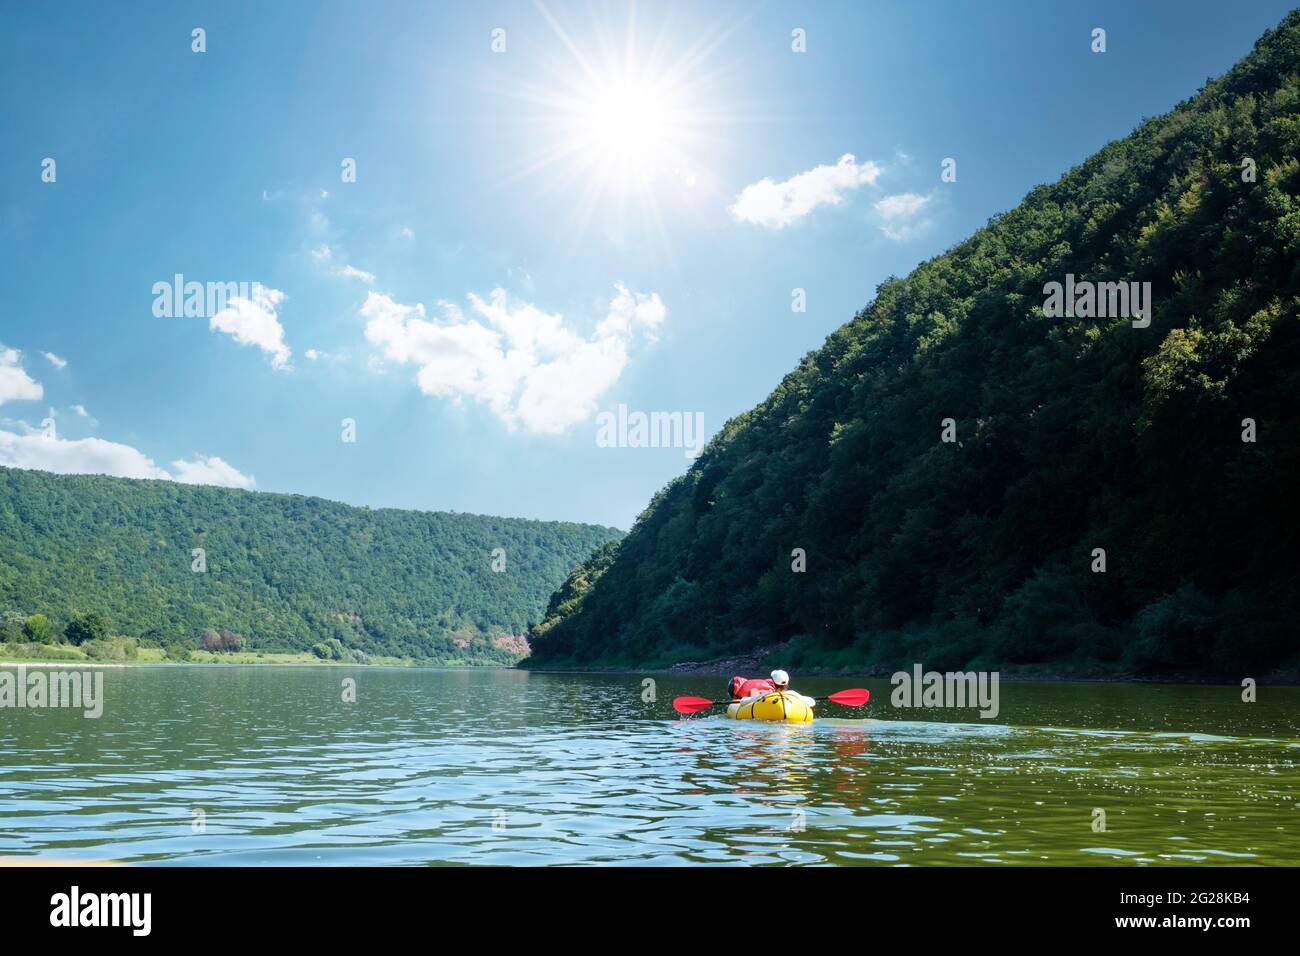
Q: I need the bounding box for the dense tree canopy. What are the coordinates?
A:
[64,610,108,646]
[0,466,620,664]
[527,13,1300,676]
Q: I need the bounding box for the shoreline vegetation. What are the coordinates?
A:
[522,639,1300,684]
[0,643,479,668]
[524,663,1300,686]
[3,642,1293,686]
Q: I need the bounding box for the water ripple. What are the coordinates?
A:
[1,668,1297,865]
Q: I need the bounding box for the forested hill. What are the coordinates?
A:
[526,13,1300,676]
[0,466,620,663]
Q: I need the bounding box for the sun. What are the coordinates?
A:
[538,60,702,195]
[583,82,670,171]
[489,5,742,256]
[574,77,683,183]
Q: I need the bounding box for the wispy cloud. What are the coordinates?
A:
[313,245,375,284]
[875,192,930,220]
[209,284,292,370]
[730,154,882,229]
[874,191,933,241]
[361,284,665,435]
[42,351,67,370]
[339,264,375,284]
[302,348,347,366]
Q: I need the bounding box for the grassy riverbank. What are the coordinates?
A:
[0,643,440,667]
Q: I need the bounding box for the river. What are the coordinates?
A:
[1,667,1295,865]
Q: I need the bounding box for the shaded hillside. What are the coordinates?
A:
[527,13,1300,675]
[0,466,620,663]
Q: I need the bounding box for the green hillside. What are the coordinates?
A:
[0,466,620,664]
[526,13,1300,676]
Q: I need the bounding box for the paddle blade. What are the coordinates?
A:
[672,696,718,715]
[827,688,870,706]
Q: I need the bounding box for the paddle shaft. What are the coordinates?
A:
[708,694,840,706]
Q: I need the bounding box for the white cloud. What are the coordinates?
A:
[875,192,930,220]
[311,244,333,263]
[304,349,323,361]
[209,284,292,370]
[0,429,167,479]
[71,404,89,417]
[0,347,43,405]
[874,191,933,241]
[730,154,882,229]
[42,351,67,370]
[169,455,256,489]
[361,284,665,435]
[339,264,375,284]
[0,428,254,488]
[399,226,415,240]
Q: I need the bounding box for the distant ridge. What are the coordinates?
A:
[0,465,621,664]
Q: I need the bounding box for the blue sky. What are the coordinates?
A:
[1,1,1293,528]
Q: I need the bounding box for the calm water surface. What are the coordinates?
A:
[1,667,1296,865]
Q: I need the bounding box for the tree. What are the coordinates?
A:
[22,614,54,644]
[0,610,26,643]
[217,629,244,652]
[65,611,108,646]
[163,642,192,662]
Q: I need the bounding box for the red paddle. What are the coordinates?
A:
[672,687,870,715]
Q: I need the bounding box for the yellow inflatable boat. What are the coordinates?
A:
[725,691,814,723]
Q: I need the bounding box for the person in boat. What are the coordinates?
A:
[727,674,776,700]
[732,670,816,708]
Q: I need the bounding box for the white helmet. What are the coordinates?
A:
[770,669,790,687]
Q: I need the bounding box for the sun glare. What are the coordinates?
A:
[577,79,680,181]
[495,6,740,257]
